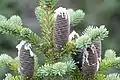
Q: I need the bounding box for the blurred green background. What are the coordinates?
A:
[0,0,120,79]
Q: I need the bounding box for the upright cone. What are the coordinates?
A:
[54,7,70,52]
[16,41,34,79]
[82,42,101,78]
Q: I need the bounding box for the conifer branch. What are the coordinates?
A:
[33,55,39,79]
[0,15,42,54]
[76,25,109,48]
[105,73,120,80]
[82,25,109,41]
[99,49,120,73]
[37,60,76,78]
[69,69,85,80]
[3,73,23,80]
[35,0,54,46]
[35,0,55,58]
[0,54,18,72]
[67,9,85,27]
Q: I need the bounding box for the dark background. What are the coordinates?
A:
[0,0,120,79]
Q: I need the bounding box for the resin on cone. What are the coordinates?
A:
[82,44,100,78]
[68,30,80,41]
[16,41,34,79]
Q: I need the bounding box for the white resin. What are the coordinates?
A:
[69,30,80,41]
[82,49,89,65]
[24,43,34,57]
[54,7,70,25]
[16,40,34,57]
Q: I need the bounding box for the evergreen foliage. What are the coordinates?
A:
[37,60,75,79]
[67,9,85,27]
[106,73,120,80]
[3,73,23,80]
[0,54,18,72]
[99,49,120,74]
[0,0,119,80]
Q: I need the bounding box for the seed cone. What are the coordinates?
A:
[16,41,34,79]
[54,7,70,52]
[72,41,101,78]
[82,44,100,78]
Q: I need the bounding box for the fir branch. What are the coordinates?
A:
[70,70,106,80]
[37,60,76,78]
[0,54,18,72]
[35,0,58,63]
[0,15,7,26]
[35,6,45,26]
[16,26,42,53]
[99,49,120,73]
[76,35,91,48]
[0,15,42,54]
[67,9,85,27]
[60,55,76,71]
[104,49,116,58]
[69,69,85,80]
[35,1,54,43]
[33,55,39,79]
[0,25,42,53]
[0,15,22,27]
[3,73,23,80]
[105,73,120,80]
[35,1,55,54]
[76,25,109,48]
[52,62,68,76]
[61,41,76,57]
[93,74,106,80]
[39,0,57,7]
[83,25,109,42]
[7,15,22,27]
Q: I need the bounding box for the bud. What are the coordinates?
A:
[54,7,70,52]
[16,41,34,79]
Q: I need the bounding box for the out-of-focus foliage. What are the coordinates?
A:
[0,0,21,17]
[67,9,85,27]
[3,73,23,80]
[106,73,120,80]
[99,49,120,74]
[0,54,18,72]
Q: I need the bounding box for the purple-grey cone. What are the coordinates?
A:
[82,43,100,78]
[54,7,70,52]
[16,41,34,79]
